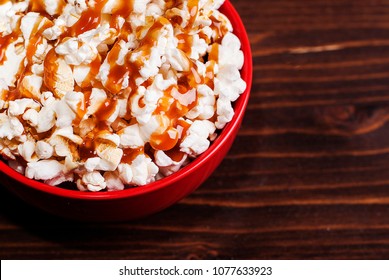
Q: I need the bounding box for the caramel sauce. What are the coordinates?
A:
[209,15,229,43]
[186,0,199,30]
[165,145,186,162]
[6,88,22,101]
[122,147,144,164]
[104,17,167,95]
[150,128,179,151]
[208,43,219,62]
[81,55,102,88]
[166,0,180,10]
[26,19,54,65]
[169,15,183,26]
[79,137,96,160]
[117,21,133,41]
[73,89,93,126]
[177,33,193,56]
[94,98,118,121]
[61,0,109,39]
[28,0,45,14]
[205,60,217,89]
[111,0,134,19]
[105,42,129,94]
[0,0,10,4]
[138,18,168,52]
[0,32,18,65]
[43,48,60,93]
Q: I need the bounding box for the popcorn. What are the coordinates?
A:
[25,160,65,181]
[35,141,54,160]
[180,120,217,156]
[0,0,246,191]
[79,171,107,192]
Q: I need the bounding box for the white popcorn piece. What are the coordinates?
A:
[104,171,125,191]
[43,19,65,40]
[215,96,235,130]
[0,114,24,141]
[18,141,37,162]
[118,163,133,184]
[44,55,75,98]
[155,150,188,177]
[35,141,54,159]
[131,154,159,186]
[80,171,107,192]
[36,106,56,133]
[26,160,65,181]
[0,37,26,87]
[41,0,67,16]
[23,109,39,127]
[95,142,124,171]
[8,98,40,117]
[180,120,216,156]
[73,64,91,87]
[54,99,77,128]
[186,85,215,120]
[64,91,84,113]
[56,23,114,66]
[0,2,13,36]
[49,127,83,157]
[119,124,145,149]
[19,75,43,100]
[85,88,107,117]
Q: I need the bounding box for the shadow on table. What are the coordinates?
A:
[0,177,232,260]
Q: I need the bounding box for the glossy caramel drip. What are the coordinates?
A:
[150,128,179,151]
[26,19,54,65]
[79,137,96,160]
[209,15,229,43]
[186,0,199,30]
[165,144,186,162]
[122,147,144,164]
[28,0,45,13]
[166,0,180,10]
[208,43,219,62]
[138,18,168,52]
[95,98,118,121]
[105,42,130,94]
[111,0,135,19]
[43,48,60,92]
[6,87,22,101]
[104,18,167,95]
[177,33,193,56]
[61,0,109,39]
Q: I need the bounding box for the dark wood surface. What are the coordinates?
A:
[2,0,389,260]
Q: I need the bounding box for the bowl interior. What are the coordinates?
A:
[0,0,253,201]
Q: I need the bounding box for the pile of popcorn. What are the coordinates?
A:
[0,0,246,191]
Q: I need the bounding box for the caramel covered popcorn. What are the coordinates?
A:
[0,0,246,191]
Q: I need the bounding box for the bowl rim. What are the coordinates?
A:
[0,0,253,201]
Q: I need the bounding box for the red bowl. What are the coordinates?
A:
[0,0,253,222]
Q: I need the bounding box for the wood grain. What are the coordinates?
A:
[2,0,389,259]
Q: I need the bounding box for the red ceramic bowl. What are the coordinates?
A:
[0,0,252,222]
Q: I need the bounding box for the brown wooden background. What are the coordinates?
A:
[2,0,389,259]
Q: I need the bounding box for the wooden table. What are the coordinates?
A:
[2,0,389,260]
